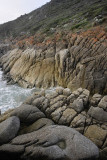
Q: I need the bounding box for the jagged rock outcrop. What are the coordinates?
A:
[0,87,107,159]
[0,44,10,58]
[0,27,107,94]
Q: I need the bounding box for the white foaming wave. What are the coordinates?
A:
[0,69,35,114]
[0,69,57,114]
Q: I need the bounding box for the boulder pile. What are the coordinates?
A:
[0,87,107,160]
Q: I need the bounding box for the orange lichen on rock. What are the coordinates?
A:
[14,26,107,51]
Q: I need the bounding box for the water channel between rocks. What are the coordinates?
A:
[0,68,56,114]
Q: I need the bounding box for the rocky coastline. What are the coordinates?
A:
[0,27,107,94]
[0,86,107,160]
[0,26,107,160]
[0,44,11,58]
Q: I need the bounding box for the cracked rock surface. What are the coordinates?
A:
[0,27,106,94]
[0,125,99,160]
[0,87,107,159]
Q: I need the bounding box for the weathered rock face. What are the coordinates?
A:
[0,125,99,160]
[0,44,10,58]
[0,87,107,160]
[0,116,20,145]
[10,104,46,124]
[0,27,107,94]
[84,125,107,148]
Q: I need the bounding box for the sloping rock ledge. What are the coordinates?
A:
[0,27,107,94]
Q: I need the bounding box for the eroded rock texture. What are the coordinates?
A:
[0,27,107,94]
[0,44,10,58]
[0,116,20,145]
[0,125,99,160]
[0,87,107,159]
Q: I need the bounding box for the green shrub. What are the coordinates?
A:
[71,20,88,30]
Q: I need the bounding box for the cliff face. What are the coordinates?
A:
[0,44,10,58]
[0,26,107,94]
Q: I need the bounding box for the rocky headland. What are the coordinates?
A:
[0,25,107,160]
[0,26,107,94]
[0,26,107,160]
[0,0,107,159]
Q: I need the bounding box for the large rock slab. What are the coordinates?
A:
[19,118,54,134]
[70,98,84,113]
[10,104,45,124]
[98,96,107,111]
[0,125,99,160]
[84,125,107,147]
[0,116,20,145]
[88,106,107,122]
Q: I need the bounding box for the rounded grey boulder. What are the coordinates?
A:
[0,125,99,160]
[0,116,20,145]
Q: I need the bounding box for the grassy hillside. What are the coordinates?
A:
[0,0,106,39]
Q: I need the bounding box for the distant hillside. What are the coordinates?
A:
[0,0,106,39]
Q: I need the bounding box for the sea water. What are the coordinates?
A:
[0,68,35,114]
[0,68,57,114]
